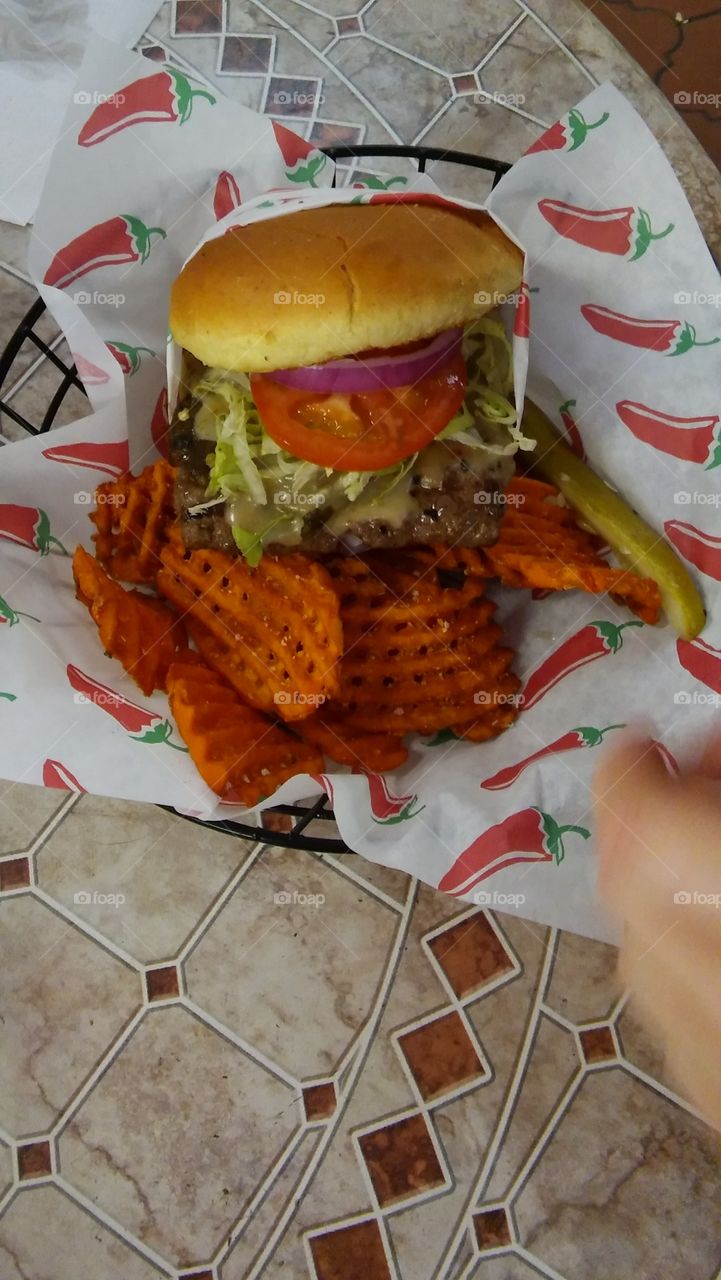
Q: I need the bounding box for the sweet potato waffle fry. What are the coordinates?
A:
[91,459,176,585]
[293,711,408,771]
[323,548,520,738]
[157,542,342,720]
[487,477,661,623]
[166,651,323,804]
[73,545,184,695]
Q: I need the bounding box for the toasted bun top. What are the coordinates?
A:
[169,202,523,372]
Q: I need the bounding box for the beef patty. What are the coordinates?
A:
[170,409,513,555]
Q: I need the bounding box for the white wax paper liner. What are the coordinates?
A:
[2,45,718,940]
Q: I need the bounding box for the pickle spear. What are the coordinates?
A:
[522,399,706,640]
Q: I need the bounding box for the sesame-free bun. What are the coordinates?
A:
[170,202,523,372]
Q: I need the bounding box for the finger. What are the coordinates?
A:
[696,727,721,780]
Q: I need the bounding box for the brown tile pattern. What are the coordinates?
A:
[336,16,362,36]
[309,1219,391,1280]
[0,856,30,891]
[474,1206,512,1250]
[220,34,274,73]
[174,0,224,35]
[452,72,478,94]
[580,1025,617,1064]
[145,966,181,1001]
[303,1081,337,1121]
[398,1011,483,1100]
[17,1141,52,1179]
[428,913,515,998]
[358,1113,445,1206]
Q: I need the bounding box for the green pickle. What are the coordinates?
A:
[521,400,706,640]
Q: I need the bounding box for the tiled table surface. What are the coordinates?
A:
[1,2,721,1279]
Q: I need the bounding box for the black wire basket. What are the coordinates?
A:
[0,144,510,852]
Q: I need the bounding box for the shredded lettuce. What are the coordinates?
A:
[232,526,264,567]
[190,324,528,563]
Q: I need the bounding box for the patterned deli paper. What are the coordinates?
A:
[2,38,719,939]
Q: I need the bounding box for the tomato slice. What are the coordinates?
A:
[250,350,467,471]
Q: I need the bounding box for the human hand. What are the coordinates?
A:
[594,728,721,1132]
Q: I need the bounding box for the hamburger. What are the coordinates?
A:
[168,201,527,563]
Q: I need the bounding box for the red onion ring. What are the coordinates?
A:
[266,327,463,395]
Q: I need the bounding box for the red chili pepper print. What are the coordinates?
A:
[311,772,335,809]
[676,637,721,695]
[616,400,721,469]
[665,520,721,581]
[66,663,182,743]
[150,387,170,459]
[439,807,590,896]
[107,341,154,376]
[559,399,585,459]
[43,215,166,290]
[582,305,720,356]
[481,723,624,790]
[42,758,85,792]
[77,69,216,147]
[525,108,610,155]
[213,170,242,220]
[0,505,67,555]
[74,353,110,386]
[42,440,129,478]
[362,772,424,824]
[271,121,328,187]
[513,280,531,339]
[538,200,673,261]
[521,619,643,711]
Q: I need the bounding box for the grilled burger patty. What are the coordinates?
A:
[170,409,513,555]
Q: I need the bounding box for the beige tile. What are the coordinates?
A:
[222,1129,322,1280]
[0,1142,12,1198]
[0,1185,166,1280]
[3,358,91,441]
[322,850,412,905]
[469,1255,547,1278]
[328,37,449,141]
[544,930,620,1023]
[228,0,335,60]
[0,781,66,855]
[185,847,399,1077]
[361,0,521,72]
[38,795,250,963]
[616,1001,693,1105]
[58,1004,298,1269]
[485,1014,580,1200]
[514,1068,721,1279]
[0,220,33,276]
[0,895,140,1137]
[481,14,592,122]
[422,95,542,164]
